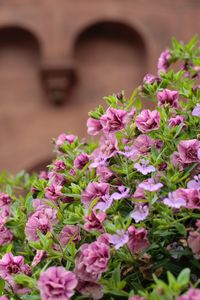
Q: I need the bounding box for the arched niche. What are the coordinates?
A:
[72,20,147,105]
[0,26,42,115]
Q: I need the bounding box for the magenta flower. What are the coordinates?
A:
[170,151,185,171]
[0,224,13,246]
[192,104,200,117]
[187,174,200,190]
[39,171,48,180]
[129,296,146,300]
[177,288,200,300]
[188,231,200,259]
[138,178,163,192]
[25,210,52,241]
[45,183,63,201]
[133,134,155,155]
[74,153,89,170]
[99,134,119,159]
[0,192,11,207]
[77,281,103,300]
[31,250,46,267]
[128,225,150,254]
[130,204,149,223]
[0,252,31,286]
[87,118,102,135]
[163,191,186,209]
[53,160,66,171]
[74,241,110,282]
[100,107,130,133]
[94,194,113,212]
[157,89,179,108]
[135,109,160,133]
[38,266,77,300]
[132,186,146,200]
[157,49,171,73]
[48,171,65,185]
[109,229,129,249]
[168,115,185,128]
[58,225,81,248]
[143,73,160,85]
[178,139,200,164]
[84,210,106,233]
[0,296,9,300]
[134,159,155,175]
[55,133,76,147]
[110,185,130,200]
[81,182,110,209]
[172,188,200,209]
[96,166,113,182]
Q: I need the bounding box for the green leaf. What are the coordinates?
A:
[177,268,190,287]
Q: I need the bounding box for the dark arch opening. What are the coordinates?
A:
[72,20,147,104]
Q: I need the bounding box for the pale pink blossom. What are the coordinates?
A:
[58,225,81,247]
[38,266,77,300]
[187,174,200,190]
[56,133,76,147]
[87,118,102,135]
[188,231,200,259]
[128,225,150,254]
[130,204,149,223]
[178,139,200,164]
[163,191,186,209]
[177,288,200,300]
[192,104,200,117]
[81,182,110,209]
[134,159,155,175]
[138,178,163,192]
[109,229,129,249]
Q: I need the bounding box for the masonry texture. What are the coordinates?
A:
[0,0,199,172]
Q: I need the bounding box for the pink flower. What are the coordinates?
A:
[132,186,146,200]
[48,171,65,185]
[0,192,11,207]
[84,210,106,233]
[130,204,149,223]
[157,49,171,73]
[58,225,81,248]
[192,104,200,117]
[100,107,130,133]
[74,241,110,282]
[76,281,103,300]
[39,171,48,180]
[173,188,200,209]
[187,174,200,190]
[81,182,110,209]
[96,166,113,182]
[133,134,156,155]
[143,73,160,84]
[178,139,200,164]
[55,133,76,147]
[177,288,200,300]
[38,266,77,300]
[135,109,160,133]
[134,159,155,175]
[0,296,9,300]
[157,89,179,108]
[110,185,130,200]
[168,115,185,127]
[0,253,31,287]
[45,183,63,201]
[188,231,200,259]
[87,118,102,135]
[129,296,146,300]
[31,250,46,267]
[109,229,129,249]
[94,194,113,212]
[74,153,89,170]
[53,160,66,171]
[0,224,13,246]
[25,210,52,241]
[128,225,150,254]
[138,178,163,192]
[99,134,119,159]
[170,151,185,171]
[163,191,186,209]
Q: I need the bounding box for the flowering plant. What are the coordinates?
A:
[0,37,200,300]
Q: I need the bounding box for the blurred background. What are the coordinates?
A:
[0,0,199,173]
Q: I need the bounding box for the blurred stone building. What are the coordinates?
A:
[0,0,199,172]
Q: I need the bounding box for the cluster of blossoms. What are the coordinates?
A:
[0,38,200,300]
